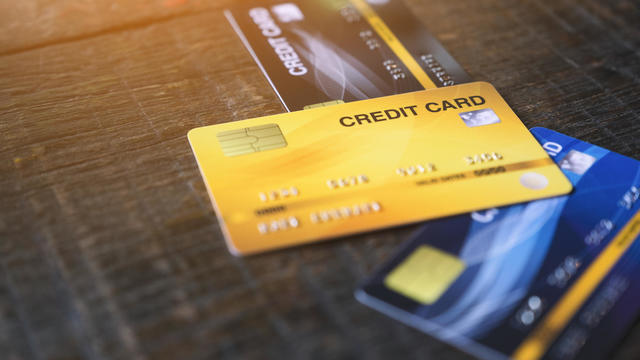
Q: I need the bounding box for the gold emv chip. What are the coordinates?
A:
[303,100,345,110]
[217,123,287,157]
[384,246,466,304]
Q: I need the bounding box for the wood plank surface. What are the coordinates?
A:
[1,0,639,359]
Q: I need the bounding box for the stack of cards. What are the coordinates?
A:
[186,1,640,359]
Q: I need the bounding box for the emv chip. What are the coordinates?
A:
[303,100,345,110]
[217,123,287,157]
[384,246,465,304]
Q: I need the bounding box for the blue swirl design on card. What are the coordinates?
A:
[357,127,640,360]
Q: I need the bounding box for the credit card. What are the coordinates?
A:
[187,82,571,255]
[356,128,640,360]
[225,0,471,111]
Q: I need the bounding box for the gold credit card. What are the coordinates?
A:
[188,82,572,255]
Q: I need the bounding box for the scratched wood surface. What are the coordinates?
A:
[1,0,640,359]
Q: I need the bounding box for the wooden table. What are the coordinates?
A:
[2,0,639,359]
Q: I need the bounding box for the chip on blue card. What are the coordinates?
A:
[356,128,640,360]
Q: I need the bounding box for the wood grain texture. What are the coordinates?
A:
[1,0,639,359]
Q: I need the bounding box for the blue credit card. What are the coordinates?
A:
[356,128,640,360]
